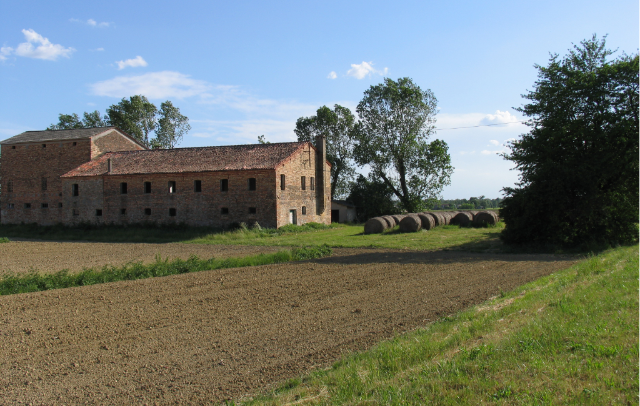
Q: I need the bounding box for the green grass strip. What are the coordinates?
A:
[0,244,331,296]
[238,244,639,405]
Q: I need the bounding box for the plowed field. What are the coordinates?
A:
[0,247,576,404]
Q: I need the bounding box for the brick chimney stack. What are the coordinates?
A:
[315,135,327,214]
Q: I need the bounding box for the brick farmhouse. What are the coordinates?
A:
[0,127,331,228]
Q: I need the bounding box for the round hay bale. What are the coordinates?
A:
[427,212,445,226]
[452,212,473,226]
[364,217,387,234]
[473,211,498,227]
[417,213,435,230]
[399,214,422,233]
[391,214,406,224]
[382,215,396,228]
[440,212,454,225]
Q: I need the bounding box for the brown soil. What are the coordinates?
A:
[0,247,576,404]
[0,241,283,274]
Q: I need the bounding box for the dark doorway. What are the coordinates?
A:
[331,210,340,223]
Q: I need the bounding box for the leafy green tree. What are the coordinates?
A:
[107,95,158,147]
[81,111,110,128]
[151,101,191,149]
[47,110,110,130]
[257,135,270,144]
[352,77,453,213]
[346,174,398,221]
[500,36,639,247]
[295,104,356,199]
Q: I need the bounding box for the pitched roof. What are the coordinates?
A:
[62,142,310,177]
[1,127,123,145]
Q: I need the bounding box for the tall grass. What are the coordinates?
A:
[0,244,331,296]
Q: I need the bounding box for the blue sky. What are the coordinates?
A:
[1,0,637,199]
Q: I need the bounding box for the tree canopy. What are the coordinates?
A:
[352,77,453,213]
[47,95,190,149]
[346,174,399,221]
[294,104,356,199]
[500,36,639,247]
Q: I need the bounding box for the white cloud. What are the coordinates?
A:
[90,71,210,99]
[92,47,105,52]
[346,61,388,79]
[7,29,76,61]
[489,140,500,146]
[480,110,520,126]
[70,18,110,28]
[116,55,147,70]
[327,71,337,79]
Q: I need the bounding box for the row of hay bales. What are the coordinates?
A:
[364,211,499,234]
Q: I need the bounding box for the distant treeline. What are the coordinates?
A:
[434,196,502,210]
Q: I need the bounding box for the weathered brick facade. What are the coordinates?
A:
[1,127,331,228]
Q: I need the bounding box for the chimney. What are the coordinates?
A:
[107,158,112,173]
[315,135,327,215]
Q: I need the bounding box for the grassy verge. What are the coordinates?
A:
[237,244,638,405]
[0,244,331,296]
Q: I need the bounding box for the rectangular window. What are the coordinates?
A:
[310,177,315,191]
[6,181,13,193]
[72,184,79,196]
[221,207,229,215]
[169,208,177,217]
[8,203,14,209]
[41,177,47,191]
[302,206,306,215]
[41,203,48,209]
[96,209,102,216]
[194,180,202,193]
[58,203,63,208]
[280,174,286,190]
[220,179,228,192]
[248,207,257,214]
[248,178,256,191]
[120,208,126,215]
[168,181,176,194]
[11,146,15,149]
[144,182,151,194]
[72,209,79,216]
[120,182,128,194]
[144,208,151,216]
[24,203,31,209]
[301,176,306,190]
[42,144,46,149]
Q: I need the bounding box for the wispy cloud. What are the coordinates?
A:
[90,71,210,99]
[70,18,110,28]
[489,140,500,146]
[116,55,147,70]
[480,110,520,126]
[327,71,337,79]
[346,61,388,79]
[2,29,75,61]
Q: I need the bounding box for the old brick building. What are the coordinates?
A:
[1,127,331,228]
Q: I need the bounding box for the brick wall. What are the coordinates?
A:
[91,130,144,159]
[0,140,93,225]
[62,170,279,228]
[275,143,331,227]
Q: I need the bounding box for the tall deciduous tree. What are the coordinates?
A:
[47,110,109,130]
[106,95,158,147]
[353,77,453,213]
[294,104,356,198]
[346,174,398,221]
[152,101,191,149]
[500,36,639,247]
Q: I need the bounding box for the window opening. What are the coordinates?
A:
[301,176,306,190]
[194,180,202,192]
[8,203,14,209]
[6,181,13,193]
[42,144,46,148]
[221,207,229,215]
[72,209,79,216]
[168,181,176,194]
[120,208,126,215]
[96,209,102,216]
[280,174,286,190]
[248,207,257,214]
[248,178,256,191]
[220,179,229,192]
[120,182,128,194]
[302,206,306,215]
[24,203,31,209]
[58,202,63,208]
[144,208,151,216]
[310,177,315,190]
[144,182,151,194]
[72,184,79,196]
[41,203,48,209]
[169,208,177,217]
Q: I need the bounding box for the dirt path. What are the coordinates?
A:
[0,241,283,274]
[0,249,576,404]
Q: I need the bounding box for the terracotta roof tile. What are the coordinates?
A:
[62,142,309,177]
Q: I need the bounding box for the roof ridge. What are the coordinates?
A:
[21,126,116,133]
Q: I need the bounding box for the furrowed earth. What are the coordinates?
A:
[0,242,576,404]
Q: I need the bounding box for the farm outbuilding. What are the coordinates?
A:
[0,127,332,228]
[331,200,357,223]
